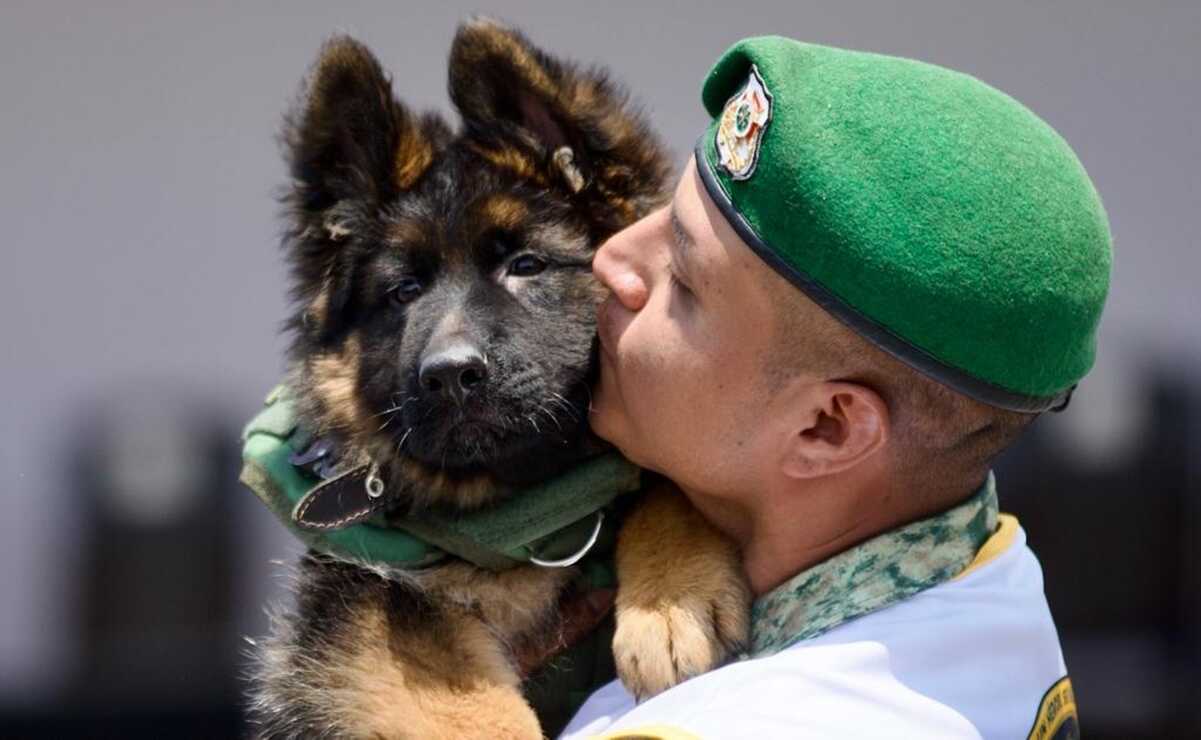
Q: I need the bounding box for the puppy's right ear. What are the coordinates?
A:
[283,35,442,211]
[281,37,447,340]
[448,19,671,234]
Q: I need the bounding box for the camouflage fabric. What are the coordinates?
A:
[748,474,999,657]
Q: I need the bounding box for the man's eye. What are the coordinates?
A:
[668,270,693,297]
[390,277,423,305]
[508,254,548,277]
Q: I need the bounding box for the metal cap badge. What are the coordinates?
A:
[715,65,772,180]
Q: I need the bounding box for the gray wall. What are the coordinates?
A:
[2,0,1198,701]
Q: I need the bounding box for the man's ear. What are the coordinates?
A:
[448,18,671,231]
[780,381,890,480]
[280,35,449,340]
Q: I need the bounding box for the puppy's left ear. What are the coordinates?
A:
[449,19,671,232]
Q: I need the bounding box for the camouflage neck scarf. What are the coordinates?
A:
[748,473,999,658]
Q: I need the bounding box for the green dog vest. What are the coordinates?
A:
[240,384,642,572]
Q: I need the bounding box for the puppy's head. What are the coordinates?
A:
[279,21,670,508]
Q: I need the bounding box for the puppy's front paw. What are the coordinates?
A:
[613,482,750,701]
[613,587,748,701]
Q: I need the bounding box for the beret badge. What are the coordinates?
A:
[715,65,772,180]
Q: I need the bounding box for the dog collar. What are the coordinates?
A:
[239,385,641,572]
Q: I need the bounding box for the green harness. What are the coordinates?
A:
[238,385,639,734]
[240,384,641,571]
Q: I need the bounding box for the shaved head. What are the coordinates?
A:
[760,275,1038,505]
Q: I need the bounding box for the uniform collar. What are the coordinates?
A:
[748,473,999,658]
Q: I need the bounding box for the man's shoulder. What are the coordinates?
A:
[563,518,1071,740]
[563,642,992,738]
[563,641,984,739]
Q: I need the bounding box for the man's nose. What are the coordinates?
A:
[593,220,652,312]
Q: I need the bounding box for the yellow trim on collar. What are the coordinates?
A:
[591,725,702,740]
[954,513,1020,581]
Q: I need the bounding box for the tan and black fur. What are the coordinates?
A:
[247,20,749,739]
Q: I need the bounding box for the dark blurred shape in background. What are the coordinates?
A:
[4,384,247,737]
[72,386,241,733]
[997,362,1201,739]
[1,2,1198,739]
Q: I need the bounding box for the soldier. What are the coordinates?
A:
[563,35,1108,739]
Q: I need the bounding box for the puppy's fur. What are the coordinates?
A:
[247,20,749,739]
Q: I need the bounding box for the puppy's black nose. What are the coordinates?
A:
[419,342,487,406]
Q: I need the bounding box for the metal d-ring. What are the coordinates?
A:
[529,511,605,568]
[364,463,385,499]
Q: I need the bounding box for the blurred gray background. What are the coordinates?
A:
[2,1,1198,737]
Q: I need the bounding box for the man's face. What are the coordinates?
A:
[591,157,785,497]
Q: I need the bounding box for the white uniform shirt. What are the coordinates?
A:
[562,508,1077,740]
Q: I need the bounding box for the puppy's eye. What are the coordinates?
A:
[508,254,548,277]
[390,277,423,305]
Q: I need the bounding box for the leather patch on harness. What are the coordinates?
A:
[292,465,384,531]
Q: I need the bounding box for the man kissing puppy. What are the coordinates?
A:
[564,34,1106,740]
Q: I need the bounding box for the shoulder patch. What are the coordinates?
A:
[714,65,772,180]
[1027,676,1079,740]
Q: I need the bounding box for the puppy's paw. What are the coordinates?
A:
[613,481,751,701]
[613,586,748,701]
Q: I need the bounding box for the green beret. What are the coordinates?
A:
[696,36,1112,412]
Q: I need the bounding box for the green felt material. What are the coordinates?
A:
[396,453,640,569]
[239,386,641,571]
[698,37,1112,404]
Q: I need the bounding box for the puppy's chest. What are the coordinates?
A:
[414,560,576,639]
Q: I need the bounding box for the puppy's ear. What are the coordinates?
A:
[449,19,671,233]
[284,35,443,209]
[281,36,448,340]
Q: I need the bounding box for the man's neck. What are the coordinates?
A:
[684,468,964,598]
[739,482,887,596]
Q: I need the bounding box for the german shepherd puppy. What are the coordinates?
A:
[247,20,749,739]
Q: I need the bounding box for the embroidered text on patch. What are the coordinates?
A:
[715,65,772,180]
